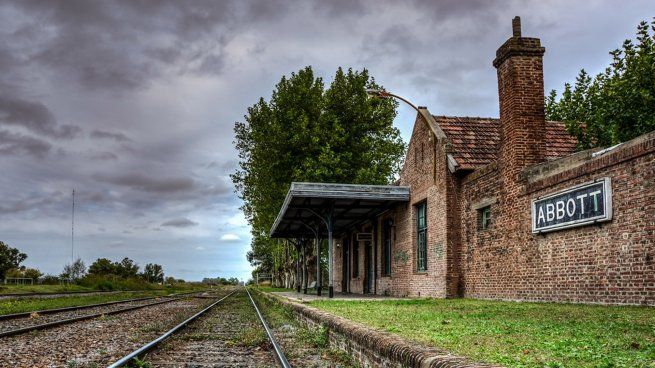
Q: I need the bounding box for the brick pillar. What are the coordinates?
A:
[493,16,546,178]
[492,17,547,281]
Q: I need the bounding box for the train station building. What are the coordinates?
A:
[270,18,655,305]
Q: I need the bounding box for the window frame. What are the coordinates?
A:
[382,219,392,276]
[416,201,428,272]
[479,205,492,230]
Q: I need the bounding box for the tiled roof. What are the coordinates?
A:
[434,116,578,171]
[545,120,579,160]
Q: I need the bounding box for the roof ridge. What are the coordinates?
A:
[434,115,577,172]
[432,115,500,121]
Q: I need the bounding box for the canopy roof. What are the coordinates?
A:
[270,182,410,238]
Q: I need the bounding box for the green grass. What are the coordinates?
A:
[308,298,655,368]
[0,289,186,315]
[0,284,95,295]
[253,285,294,293]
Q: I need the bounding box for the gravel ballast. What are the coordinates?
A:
[0,294,222,367]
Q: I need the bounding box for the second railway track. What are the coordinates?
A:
[110,287,291,368]
[0,290,206,338]
[0,290,228,367]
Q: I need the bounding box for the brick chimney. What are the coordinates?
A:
[493,16,546,177]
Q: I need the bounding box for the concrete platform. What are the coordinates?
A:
[272,291,402,302]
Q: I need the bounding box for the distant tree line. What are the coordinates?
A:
[0,240,172,288]
[201,276,240,285]
[64,257,166,284]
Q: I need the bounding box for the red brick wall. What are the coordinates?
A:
[331,22,654,305]
[494,32,546,177]
[459,135,655,305]
[333,119,654,305]
[390,115,449,298]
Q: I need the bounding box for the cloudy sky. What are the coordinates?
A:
[0,1,652,281]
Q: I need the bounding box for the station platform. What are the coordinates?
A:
[271,290,402,302]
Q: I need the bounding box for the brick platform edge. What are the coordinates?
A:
[258,291,502,368]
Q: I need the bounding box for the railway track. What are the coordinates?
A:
[0,289,135,300]
[0,290,206,338]
[0,291,226,367]
[0,288,208,301]
[109,287,291,367]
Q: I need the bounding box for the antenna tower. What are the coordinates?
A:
[71,189,75,263]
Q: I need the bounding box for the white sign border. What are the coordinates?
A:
[531,177,613,234]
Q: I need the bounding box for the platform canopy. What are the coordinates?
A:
[270,182,410,238]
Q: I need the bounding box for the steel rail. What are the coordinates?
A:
[0,289,145,299]
[0,294,199,339]
[0,296,156,321]
[0,290,204,321]
[107,289,238,368]
[246,287,292,368]
[0,288,208,300]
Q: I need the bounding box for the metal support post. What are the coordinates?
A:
[316,237,322,296]
[327,216,334,298]
[296,242,301,293]
[302,241,308,294]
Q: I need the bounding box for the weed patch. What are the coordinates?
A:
[229,326,269,348]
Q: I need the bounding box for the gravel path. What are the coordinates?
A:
[0,293,225,367]
[142,289,277,367]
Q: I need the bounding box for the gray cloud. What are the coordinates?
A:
[0,191,65,214]
[162,218,199,228]
[90,130,132,143]
[93,173,195,193]
[6,1,237,91]
[0,95,80,139]
[0,130,51,157]
[312,0,366,18]
[411,0,507,19]
[87,151,119,161]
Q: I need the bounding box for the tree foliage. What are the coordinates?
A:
[143,263,164,283]
[23,268,43,280]
[88,258,116,275]
[5,267,42,280]
[116,257,139,278]
[546,19,655,149]
[0,241,27,279]
[61,258,86,281]
[232,66,405,274]
[202,276,239,285]
[87,257,141,279]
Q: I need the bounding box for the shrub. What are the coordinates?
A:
[40,275,60,285]
[79,274,155,291]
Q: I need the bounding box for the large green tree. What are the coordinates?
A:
[88,258,117,275]
[115,257,139,278]
[232,66,405,274]
[88,257,140,279]
[0,241,27,279]
[546,19,655,149]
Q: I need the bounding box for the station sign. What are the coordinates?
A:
[532,178,612,233]
[356,233,373,241]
